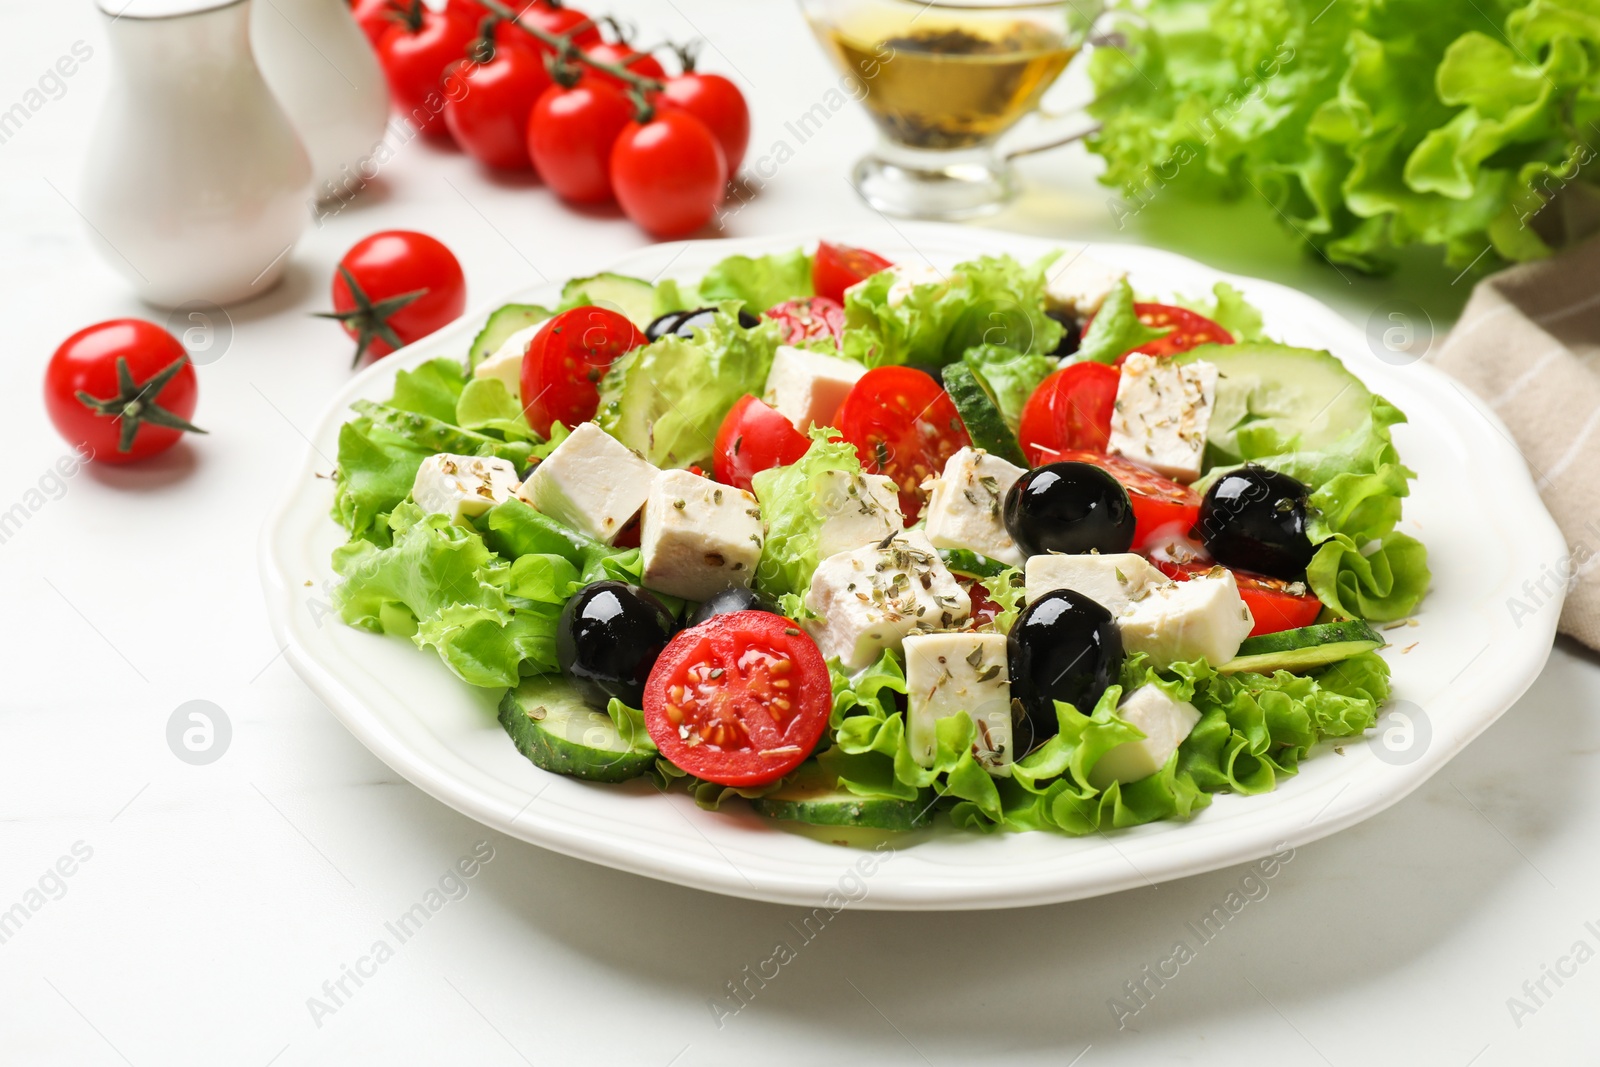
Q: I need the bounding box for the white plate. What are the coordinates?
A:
[260,222,1566,910]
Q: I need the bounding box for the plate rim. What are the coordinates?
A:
[259,221,1567,910]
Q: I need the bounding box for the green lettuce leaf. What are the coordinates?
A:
[454,378,535,440]
[332,504,558,686]
[695,248,813,311]
[1071,278,1167,364]
[822,644,1390,834]
[841,254,1065,367]
[331,416,432,546]
[389,358,468,423]
[1085,0,1600,272]
[750,429,866,599]
[596,304,782,468]
[962,344,1057,432]
[1174,282,1269,342]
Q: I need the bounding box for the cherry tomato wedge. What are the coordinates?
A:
[1044,449,1201,552]
[713,394,810,492]
[835,366,971,523]
[763,297,844,346]
[813,241,892,305]
[1153,560,1323,637]
[1019,362,1119,461]
[1086,303,1235,365]
[643,611,832,787]
[519,306,645,437]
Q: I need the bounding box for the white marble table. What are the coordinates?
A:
[2,2,1595,1063]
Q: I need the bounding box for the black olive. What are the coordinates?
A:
[1198,465,1315,580]
[1045,309,1082,356]
[661,306,761,341]
[556,581,677,709]
[644,310,688,341]
[684,586,779,628]
[1004,462,1135,557]
[1008,589,1124,751]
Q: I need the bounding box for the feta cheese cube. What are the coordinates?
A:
[1044,253,1127,319]
[639,469,764,600]
[1116,568,1255,668]
[803,530,970,672]
[923,447,1026,567]
[410,453,520,524]
[515,421,657,544]
[905,632,1012,776]
[1024,553,1169,616]
[1089,683,1202,789]
[814,469,903,559]
[472,321,545,402]
[762,345,868,433]
[1107,354,1218,483]
[883,262,947,307]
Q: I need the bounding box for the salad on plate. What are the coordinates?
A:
[325,239,1430,837]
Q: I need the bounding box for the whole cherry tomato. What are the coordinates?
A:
[352,0,399,47]
[582,41,666,90]
[377,1,476,138]
[610,109,727,237]
[320,231,466,364]
[527,80,635,203]
[660,69,750,175]
[44,320,205,463]
[442,31,551,169]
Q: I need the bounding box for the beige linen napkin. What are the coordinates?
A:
[1430,236,1600,647]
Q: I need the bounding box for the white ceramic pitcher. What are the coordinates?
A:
[83,0,313,307]
[252,0,389,198]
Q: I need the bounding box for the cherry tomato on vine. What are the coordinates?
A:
[527,80,635,203]
[659,70,749,175]
[518,3,603,50]
[377,2,477,138]
[519,306,645,437]
[610,110,727,237]
[352,0,399,47]
[444,0,490,24]
[320,231,466,364]
[582,41,666,90]
[44,320,205,463]
[442,33,550,169]
[1153,560,1321,636]
[1048,449,1201,553]
[1018,362,1119,461]
[835,366,971,523]
[762,297,844,346]
[712,395,810,492]
[643,611,833,787]
[813,241,892,304]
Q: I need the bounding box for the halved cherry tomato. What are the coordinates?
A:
[1093,303,1234,365]
[1019,362,1119,461]
[1045,449,1201,553]
[713,394,810,492]
[763,297,844,346]
[1153,560,1322,637]
[964,580,1002,628]
[835,366,971,523]
[813,241,892,304]
[519,306,645,437]
[643,611,832,787]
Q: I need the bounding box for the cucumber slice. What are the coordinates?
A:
[562,272,657,330]
[1175,344,1372,463]
[1220,620,1385,674]
[753,765,932,831]
[498,675,656,783]
[468,304,552,370]
[941,362,1029,468]
[938,548,1010,579]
